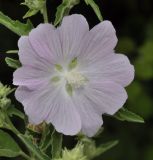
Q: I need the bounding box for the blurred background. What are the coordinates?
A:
[0,0,153,160]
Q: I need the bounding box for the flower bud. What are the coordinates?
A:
[0,82,12,98]
[22,0,46,10]
[0,98,11,109]
[57,143,87,160]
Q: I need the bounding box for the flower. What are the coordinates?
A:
[13,14,134,137]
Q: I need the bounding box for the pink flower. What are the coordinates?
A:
[13,14,134,137]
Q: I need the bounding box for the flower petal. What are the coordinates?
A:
[46,88,81,135]
[29,23,63,64]
[78,21,117,63]
[13,66,51,89]
[15,85,81,136]
[83,54,134,87]
[84,81,128,115]
[18,36,52,69]
[73,93,103,137]
[58,14,89,61]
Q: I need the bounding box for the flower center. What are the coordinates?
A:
[64,70,87,89]
[52,58,88,96]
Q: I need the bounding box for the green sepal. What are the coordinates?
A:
[54,0,80,26]
[114,108,145,123]
[51,129,63,159]
[23,9,39,19]
[7,105,25,120]
[5,57,21,69]
[0,129,22,157]
[0,11,33,36]
[6,50,18,54]
[84,0,103,21]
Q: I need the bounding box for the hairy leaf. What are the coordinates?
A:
[0,130,21,157]
[7,106,25,120]
[114,108,144,123]
[5,57,21,69]
[54,0,80,26]
[84,0,103,21]
[0,11,33,35]
[18,134,50,160]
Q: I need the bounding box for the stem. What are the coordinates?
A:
[20,152,31,160]
[51,130,63,159]
[5,113,20,135]
[42,2,48,23]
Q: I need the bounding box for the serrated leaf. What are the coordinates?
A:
[51,130,63,159]
[0,129,21,157]
[84,0,103,21]
[114,108,144,123]
[23,9,39,19]
[18,134,50,160]
[54,0,80,26]
[5,57,21,69]
[7,106,25,120]
[0,11,33,36]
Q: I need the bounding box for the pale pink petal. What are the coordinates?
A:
[73,93,103,137]
[18,36,52,70]
[83,54,134,87]
[78,21,117,63]
[29,23,63,64]
[58,14,89,62]
[15,85,81,135]
[13,66,51,89]
[46,87,81,135]
[83,81,128,115]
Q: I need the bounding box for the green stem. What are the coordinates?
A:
[5,113,20,135]
[41,3,48,23]
[51,130,63,159]
[20,152,31,160]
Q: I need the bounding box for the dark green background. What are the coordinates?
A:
[0,0,153,160]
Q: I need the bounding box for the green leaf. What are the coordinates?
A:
[114,108,145,123]
[5,57,21,69]
[6,50,18,54]
[7,106,25,120]
[23,9,39,19]
[0,11,33,36]
[91,140,119,158]
[0,129,22,157]
[39,124,54,152]
[51,130,63,159]
[18,134,50,160]
[84,0,103,21]
[54,0,80,26]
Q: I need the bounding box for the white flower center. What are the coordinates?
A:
[52,58,88,96]
[64,71,87,89]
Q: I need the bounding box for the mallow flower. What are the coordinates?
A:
[13,14,134,137]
